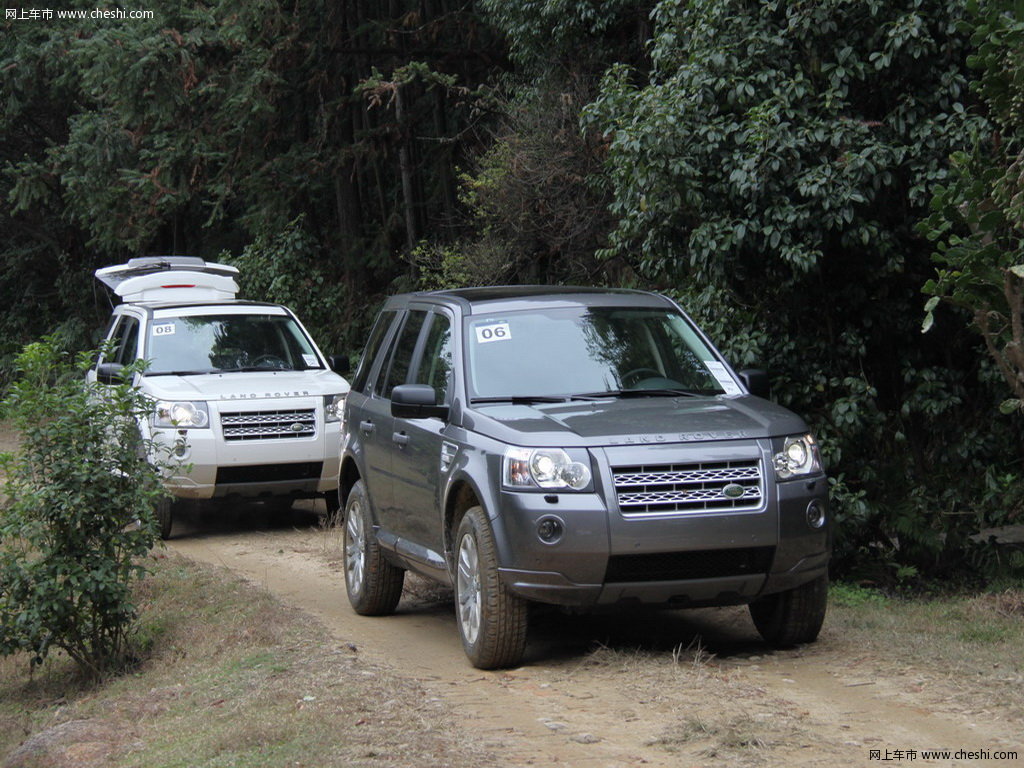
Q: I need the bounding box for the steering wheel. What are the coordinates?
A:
[621,367,662,387]
[251,354,290,370]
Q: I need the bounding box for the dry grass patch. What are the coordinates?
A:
[814,583,1024,719]
[1,553,489,768]
[647,711,802,756]
[969,588,1024,619]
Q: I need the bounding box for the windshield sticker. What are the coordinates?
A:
[704,361,743,396]
[302,354,318,367]
[151,323,176,337]
[475,322,511,344]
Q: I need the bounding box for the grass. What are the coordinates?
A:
[828,581,1024,656]
[825,582,1024,717]
[0,553,488,768]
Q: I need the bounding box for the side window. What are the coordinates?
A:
[352,311,396,394]
[116,317,140,365]
[103,316,140,366]
[413,314,453,402]
[381,310,428,398]
[95,317,119,366]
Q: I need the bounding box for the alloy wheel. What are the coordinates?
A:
[457,532,481,645]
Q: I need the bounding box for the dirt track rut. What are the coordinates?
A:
[169,509,1022,767]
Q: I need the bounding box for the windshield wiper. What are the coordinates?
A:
[571,388,708,399]
[219,366,296,373]
[470,395,570,405]
[146,369,217,376]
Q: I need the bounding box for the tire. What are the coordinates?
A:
[454,507,528,669]
[343,481,404,615]
[749,573,828,647]
[155,496,174,540]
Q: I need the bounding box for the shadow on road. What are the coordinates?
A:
[168,498,787,666]
[167,497,327,540]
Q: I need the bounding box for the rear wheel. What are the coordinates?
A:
[454,507,528,669]
[749,573,828,647]
[343,481,404,615]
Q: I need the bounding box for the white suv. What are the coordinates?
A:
[88,257,349,537]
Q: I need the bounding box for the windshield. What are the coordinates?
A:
[144,314,322,375]
[465,307,738,400]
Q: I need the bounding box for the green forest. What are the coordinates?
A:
[2,0,1023,583]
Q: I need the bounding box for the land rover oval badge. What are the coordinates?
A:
[290,422,305,433]
[722,483,745,499]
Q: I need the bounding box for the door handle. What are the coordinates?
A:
[359,420,375,435]
[392,431,409,447]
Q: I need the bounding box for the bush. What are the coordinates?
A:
[0,337,169,679]
[224,217,366,357]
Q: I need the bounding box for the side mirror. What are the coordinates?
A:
[96,362,127,385]
[738,369,770,399]
[328,354,351,375]
[391,384,449,420]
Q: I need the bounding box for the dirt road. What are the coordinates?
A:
[169,506,1021,768]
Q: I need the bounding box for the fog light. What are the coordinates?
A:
[806,500,826,529]
[173,439,190,459]
[537,516,564,543]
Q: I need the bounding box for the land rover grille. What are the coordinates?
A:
[612,459,763,516]
[220,409,316,441]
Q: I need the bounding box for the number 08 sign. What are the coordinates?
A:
[475,322,511,344]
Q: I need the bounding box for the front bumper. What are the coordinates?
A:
[150,400,342,500]
[493,442,830,607]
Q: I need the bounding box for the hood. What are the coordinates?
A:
[141,369,349,401]
[462,395,808,448]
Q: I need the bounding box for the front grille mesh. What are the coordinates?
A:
[613,459,763,515]
[220,409,316,441]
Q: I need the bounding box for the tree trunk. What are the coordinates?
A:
[395,83,418,253]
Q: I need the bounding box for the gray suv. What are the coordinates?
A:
[338,287,830,668]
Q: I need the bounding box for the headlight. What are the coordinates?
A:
[773,434,822,479]
[503,447,592,491]
[154,400,210,429]
[325,393,345,423]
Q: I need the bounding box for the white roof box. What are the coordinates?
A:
[96,257,240,302]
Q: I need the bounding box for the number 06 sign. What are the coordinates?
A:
[475,322,512,344]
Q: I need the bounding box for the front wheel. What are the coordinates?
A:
[749,573,828,647]
[343,481,404,615]
[154,496,174,540]
[454,507,528,669]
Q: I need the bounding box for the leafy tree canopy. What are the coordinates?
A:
[0,0,497,375]
[923,0,1024,416]
[584,0,1023,576]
